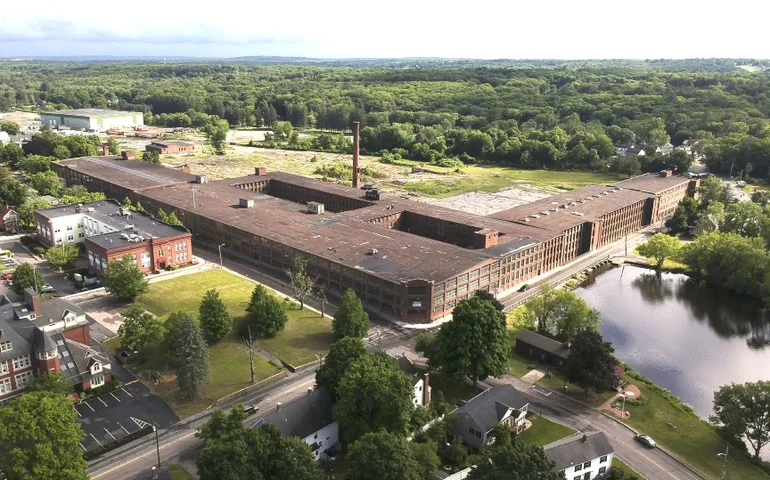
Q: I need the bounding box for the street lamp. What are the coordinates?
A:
[152,425,161,469]
[619,391,628,419]
[218,244,226,267]
[718,446,729,480]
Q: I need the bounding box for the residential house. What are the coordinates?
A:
[0,207,20,232]
[394,353,431,407]
[544,431,615,480]
[654,142,674,156]
[0,289,112,404]
[625,146,646,157]
[0,131,9,147]
[454,385,529,450]
[252,387,338,460]
[515,329,571,370]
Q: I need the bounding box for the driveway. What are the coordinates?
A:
[76,381,179,455]
[0,238,78,297]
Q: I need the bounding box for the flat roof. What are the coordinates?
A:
[613,173,690,195]
[56,156,196,191]
[151,140,195,147]
[41,109,139,118]
[38,199,189,250]
[489,185,650,234]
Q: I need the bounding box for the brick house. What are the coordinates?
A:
[0,206,19,232]
[34,199,193,275]
[145,141,195,155]
[0,289,112,404]
[515,329,571,370]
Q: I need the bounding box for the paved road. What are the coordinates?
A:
[485,375,703,480]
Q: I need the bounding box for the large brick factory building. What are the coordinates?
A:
[50,152,698,323]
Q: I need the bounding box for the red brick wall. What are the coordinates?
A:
[63,325,90,346]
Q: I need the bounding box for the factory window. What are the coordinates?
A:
[434,294,444,303]
[434,283,444,293]
[447,278,457,289]
[12,355,31,370]
[458,284,468,295]
[469,279,479,289]
[481,265,490,275]
[491,262,500,270]
[480,275,489,285]
[459,273,469,283]
[470,269,479,278]
[445,290,456,300]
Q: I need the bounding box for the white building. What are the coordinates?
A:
[394,353,432,407]
[252,387,339,460]
[0,131,9,147]
[544,431,615,480]
[34,202,124,247]
[39,109,143,132]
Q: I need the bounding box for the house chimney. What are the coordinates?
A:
[582,434,587,443]
[352,121,360,189]
[423,372,431,406]
[121,151,136,160]
[276,402,282,411]
[255,167,267,176]
[24,287,42,316]
[102,143,110,156]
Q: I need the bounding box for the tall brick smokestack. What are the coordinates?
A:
[352,121,360,189]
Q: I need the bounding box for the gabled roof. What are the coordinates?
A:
[544,431,614,471]
[60,338,111,385]
[456,385,529,433]
[32,327,56,353]
[516,329,571,360]
[0,316,31,363]
[254,387,335,439]
[0,206,17,219]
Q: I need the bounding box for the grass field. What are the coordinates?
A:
[611,457,640,478]
[167,464,194,480]
[536,371,617,408]
[516,414,575,446]
[414,367,481,408]
[621,381,768,480]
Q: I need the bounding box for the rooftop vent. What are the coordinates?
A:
[539,211,550,216]
[195,175,206,184]
[307,202,325,214]
[125,224,134,230]
[367,248,379,255]
[530,214,540,219]
[520,218,530,222]
[239,198,254,208]
[87,207,95,212]
[366,189,381,200]
[571,212,585,216]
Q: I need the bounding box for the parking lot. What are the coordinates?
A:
[75,381,179,454]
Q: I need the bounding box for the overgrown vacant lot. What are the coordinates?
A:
[107,269,334,417]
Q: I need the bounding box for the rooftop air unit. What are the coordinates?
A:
[571,212,585,216]
[239,198,255,208]
[307,202,325,214]
[196,175,206,184]
[367,248,378,255]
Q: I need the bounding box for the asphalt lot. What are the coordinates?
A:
[76,381,179,454]
[0,237,77,299]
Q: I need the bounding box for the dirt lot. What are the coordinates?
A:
[413,188,552,215]
[0,111,40,126]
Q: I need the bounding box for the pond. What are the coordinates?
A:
[575,264,770,420]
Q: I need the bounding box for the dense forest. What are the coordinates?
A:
[2,62,770,177]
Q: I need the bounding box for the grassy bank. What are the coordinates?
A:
[167,464,194,480]
[611,458,639,478]
[517,414,575,446]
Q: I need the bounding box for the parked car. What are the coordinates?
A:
[736,180,747,188]
[518,284,530,292]
[635,434,657,448]
[2,273,12,281]
[41,285,56,294]
[0,249,14,258]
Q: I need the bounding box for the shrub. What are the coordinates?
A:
[432,157,464,168]
[33,246,46,256]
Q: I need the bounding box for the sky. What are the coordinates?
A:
[1,0,769,59]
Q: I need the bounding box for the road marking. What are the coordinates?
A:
[97,397,108,407]
[612,436,679,480]
[103,427,117,442]
[90,433,103,447]
[84,401,95,412]
[92,337,102,345]
[117,422,130,435]
[109,392,121,402]
[91,430,198,479]
[79,442,86,452]
[121,387,134,398]
[74,406,81,417]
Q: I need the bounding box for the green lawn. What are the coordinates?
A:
[394,166,625,198]
[536,372,617,408]
[415,367,481,407]
[611,457,640,478]
[167,464,194,480]
[621,381,768,480]
[516,414,575,446]
[507,352,537,378]
[139,270,334,367]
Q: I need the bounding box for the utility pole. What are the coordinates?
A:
[718,445,729,480]
[624,234,628,257]
[729,161,735,179]
[152,425,161,469]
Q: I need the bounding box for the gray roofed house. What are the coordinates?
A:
[454,385,529,450]
[252,387,339,460]
[60,338,111,387]
[515,329,571,370]
[0,316,31,364]
[32,327,57,354]
[544,431,615,479]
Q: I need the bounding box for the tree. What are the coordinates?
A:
[711,381,770,460]
[27,170,63,196]
[315,336,367,398]
[243,284,287,339]
[199,289,233,344]
[723,201,763,237]
[26,372,72,396]
[520,284,601,340]
[613,156,641,178]
[107,137,120,155]
[142,150,161,164]
[117,304,164,353]
[567,330,620,394]
[411,441,441,480]
[752,190,770,206]
[332,289,370,339]
[699,176,734,206]
[11,263,45,294]
[19,155,53,174]
[314,288,327,317]
[468,442,561,480]
[239,326,259,383]
[0,392,88,480]
[204,117,230,153]
[636,233,682,269]
[418,296,509,387]
[165,211,183,226]
[694,201,726,236]
[273,121,294,141]
[345,431,421,480]
[104,254,149,300]
[63,136,96,157]
[121,196,132,209]
[44,242,79,271]
[665,197,699,233]
[0,178,29,207]
[474,289,505,311]
[16,196,52,227]
[333,352,414,443]
[0,143,25,169]
[0,120,20,135]
[286,257,316,310]
[196,408,322,480]
[156,208,169,222]
[169,315,210,400]
[52,145,71,160]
